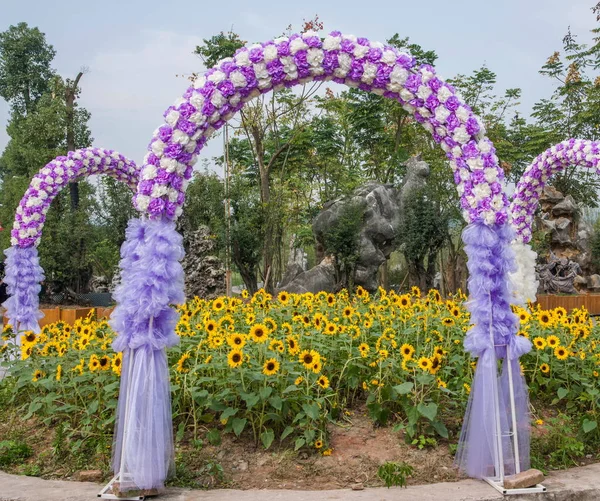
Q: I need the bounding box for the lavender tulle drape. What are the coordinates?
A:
[2,246,45,334]
[455,222,532,479]
[109,217,184,490]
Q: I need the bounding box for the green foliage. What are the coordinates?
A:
[321,202,364,290]
[377,461,414,488]
[531,415,586,471]
[411,435,438,450]
[195,31,245,69]
[0,439,33,467]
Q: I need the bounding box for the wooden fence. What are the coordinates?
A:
[536,294,600,315]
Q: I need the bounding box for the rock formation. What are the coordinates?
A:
[279,156,430,294]
[182,226,226,299]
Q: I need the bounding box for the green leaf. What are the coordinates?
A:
[393,382,413,395]
[220,407,238,421]
[232,418,247,437]
[176,422,185,442]
[557,387,569,400]
[261,429,275,449]
[583,419,597,434]
[241,392,260,409]
[269,395,283,411]
[280,426,294,442]
[87,400,99,414]
[207,429,221,446]
[302,402,320,420]
[294,437,306,451]
[283,385,298,394]
[417,402,438,422]
[260,387,273,400]
[431,420,449,439]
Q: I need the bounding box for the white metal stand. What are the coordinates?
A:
[98,348,145,500]
[483,294,546,496]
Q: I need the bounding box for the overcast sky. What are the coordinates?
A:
[0,0,597,173]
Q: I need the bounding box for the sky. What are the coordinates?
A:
[0,0,598,174]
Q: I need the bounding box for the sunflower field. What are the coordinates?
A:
[1,286,600,460]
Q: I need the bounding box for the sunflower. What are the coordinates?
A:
[317,375,330,389]
[89,355,100,372]
[176,321,191,337]
[342,306,354,318]
[358,343,370,358]
[32,369,44,382]
[269,339,285,353]
[433,346,444,358]
[324,322,338,335]
[538,311,553,327]
[299,349,320,369]
[312,360,323,374]
[313,315,323,330]
[429,356,441,374]
[398,295,411,309]
[326,293,336,306]
[554,307,567,318]
[209,336,225,349]
[540,363,550,374]
[533,337,546,350]
[55,364,62,381]
[227,350,244,368]
[400,343,415,359]
[418,357,432,371]
[449,306,461,318]
[212,298,225,311]
[356,286,365,297]
[437,379,447,389]
[23,331,37,344]
[442,317,455,327]
[281,322,293,335]
[277,291,290,304]
[411,285,421,297]
[245,313,256,325]
[241,289,249,299]
[295,376,304,386]
[554,346,568,360]
[99,355,111,371]
[112,353,123,375]
[263,358,280,376]
[314,440,324,449]
[204,319,218,335]
[546,335,560,348]
[249,323,269,343]
[227,333,246,349]
[286,335,300,355]
[517,310,530,324]
[176,352,191,373]
[264,317,277,332]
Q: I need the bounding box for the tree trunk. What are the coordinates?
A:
[66,72,83,211]
[380,260,389,291]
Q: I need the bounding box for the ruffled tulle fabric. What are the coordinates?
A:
[508,241,539,305]
[109,217,184,490]
[2,246,45,334]
[455,222,531,479]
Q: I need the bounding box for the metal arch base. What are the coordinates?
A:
[484,477,547,496]
[97,473,145,500]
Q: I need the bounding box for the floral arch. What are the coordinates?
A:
[4,31,543,492]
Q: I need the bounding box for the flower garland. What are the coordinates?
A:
[11,147,139,248]
[135,31,509,228]
[508,139,600,303]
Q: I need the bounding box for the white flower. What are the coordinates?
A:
[193,75,207,89]
[302,30,319,39]
[55,167,64,176]
[421,122,434,133]
[400,89,414,101]
[173,97,186,108]
[263,44,278,61]
[416,85,432,100]
[372,88,384,96]
[473,183,491,200]
[453,125,470,144]
[175,206,184,218]
[136,195,150,211]
[188,112,206,125]
[401,103,415,114]
[437,86,453,103]
[253,62,269,80]
[55,176,63,184]
[142,165,157,180]
[289,38,308,54]
[484,167,498,183]
[307,48,324,67]
[151,185,169,198]
[323,35,341,51]
[274,36,289,44]
[457,184,465,196]
[31,178,42,189]
[345,34,358,43]
[434,106,451,124]
[230,93,241,106]
[185,140,197,153]
[210,90,226,108]
[258,78,272,89]
[190,93,205,109]
[491,194,504,210]
[483,210,497,225]
[370,41,384,49]
[230,70,247,88]
[160,158,178,173]
[338,52,352,72]
[381,50,396,65]
[45,176,54,184]
[353,44,369,59]
[478,139,492,154]
[456,106,470,123]
[172,130,190,145]
[151,139,166,156]
[165,110,180,126]
[361,62,377,83]
[235,50,251,67]
[467,157,484,170]
[42,168,51,176]
[459,169,471,181]
[10,237,18,246]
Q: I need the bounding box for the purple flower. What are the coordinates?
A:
[177,119,196,136]
[349,60,364,80]
[340,38,355,53]
[165,201,177,218]
[199,81,216,99]
[304,36,321,48]
[249,47,264,63]
[277,41,291,57]
[396,53,414,68]
[404,74,421,93]
[428,78,443,93]
[147,153,160,166]
[219,60,237,75]
[148,197,166,216]
[164,143,183,159]
[462,140,479,158]
[367,47,382,63]
[177,191,185,205]
[158,126,173,142]
[446,113,460,131]
[171,174,183,190]
[155,168,170,184]
[201,101,216,117]
[466,117,480,136]
[445,95,460,112]
[425,94,440,111]
[322,52,339,74]
[139,180,153,195]
[357,37,369,46]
